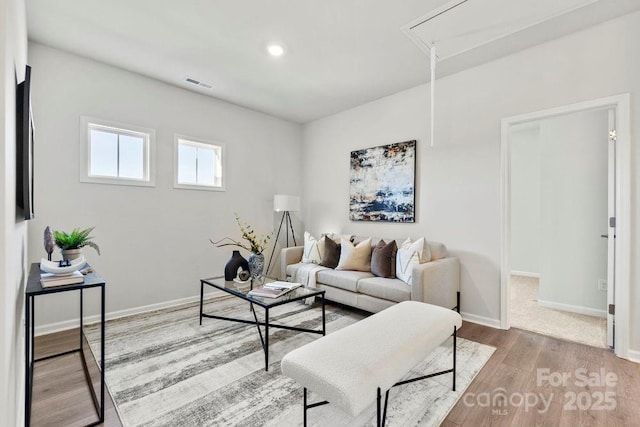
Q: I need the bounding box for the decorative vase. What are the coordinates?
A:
[61,248,82,261]
[248,253,265,279]
[224,250,249,281]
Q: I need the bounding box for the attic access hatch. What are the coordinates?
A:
[402,0,599,147]
[402,0,598,60]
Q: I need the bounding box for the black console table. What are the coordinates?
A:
[25,262,105,427]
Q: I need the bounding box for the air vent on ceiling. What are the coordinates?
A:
[184,77,213,89]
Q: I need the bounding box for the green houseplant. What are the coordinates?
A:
[54,227,101,260]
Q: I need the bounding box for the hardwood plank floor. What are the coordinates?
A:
[30,319,640,426]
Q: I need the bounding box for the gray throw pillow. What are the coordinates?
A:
[320,236,341,269]
[371,240,397,278]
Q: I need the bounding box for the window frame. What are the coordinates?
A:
[80,116,156,187]
[173,134,225,192]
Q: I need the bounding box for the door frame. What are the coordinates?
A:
[500,93,631,359]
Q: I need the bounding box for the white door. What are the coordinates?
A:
[606,109,616,348]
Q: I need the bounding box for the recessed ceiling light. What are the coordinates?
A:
[267,44,285,57]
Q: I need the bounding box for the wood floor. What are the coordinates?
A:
[31,319,640,426]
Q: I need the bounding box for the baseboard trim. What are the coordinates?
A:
[537,299,607,318]
[34,290,224,336]
[626,349,640,363]
[461,312,502,329]
[511,270,540,278]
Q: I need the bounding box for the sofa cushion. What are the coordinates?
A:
[396,238,427,284]
[302,232,324,264]
[320,236,341,269]
[336,237,372,272]
[357,277,411,302]
[427,241,447,261]
[316,269,374,292]
[370,239,397,279]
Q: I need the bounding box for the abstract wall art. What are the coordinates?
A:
[349,140,416,222]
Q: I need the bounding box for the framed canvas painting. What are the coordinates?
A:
[349,140,416,222]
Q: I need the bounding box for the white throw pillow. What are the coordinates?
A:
[396,237,430,284]
[302,232,324,264]
[336,237,372,272]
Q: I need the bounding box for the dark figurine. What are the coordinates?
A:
[44,226,55,261]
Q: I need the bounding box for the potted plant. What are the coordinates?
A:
[54,227,101,260]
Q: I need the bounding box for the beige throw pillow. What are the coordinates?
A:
[336,237,372,272]
[302,231,324,264]
[396,237,430,284]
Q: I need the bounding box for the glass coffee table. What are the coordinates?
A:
[199,275,326,371]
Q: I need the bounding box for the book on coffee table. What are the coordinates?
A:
[248,282,301,299]
[263,281,302,291]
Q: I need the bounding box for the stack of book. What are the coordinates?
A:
[248,281,302,298]
[40,271,85,288]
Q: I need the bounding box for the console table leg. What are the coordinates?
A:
[25,296,31,427]
[100,284,105,422]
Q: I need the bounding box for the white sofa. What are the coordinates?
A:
[281,237,460,313]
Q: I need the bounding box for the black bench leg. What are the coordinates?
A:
[456,291,461,313]
[303,387,308,427]
[377,387,381,427]
[382,389,390,427]
[453,326,457,391]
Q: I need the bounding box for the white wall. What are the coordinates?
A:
[510,125,541,275]
[302,10,640,350]
[537,109,608,314]
[27,43,302,327]
[0,0,28,424]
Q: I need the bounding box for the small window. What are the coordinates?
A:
[174,135,224,191]
[80,117,156,187]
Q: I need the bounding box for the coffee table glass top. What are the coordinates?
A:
[201,275,323,307]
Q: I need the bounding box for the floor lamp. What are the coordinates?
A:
[266,195,300,276]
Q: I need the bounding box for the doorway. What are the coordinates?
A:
[508,110,608,347]
[500,94,631,359]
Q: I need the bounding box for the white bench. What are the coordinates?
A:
[281,301,463,426]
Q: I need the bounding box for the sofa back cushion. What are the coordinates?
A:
[320,236,341,269]
[302,231,324,264]
[352,236,448,262]
[427,241,447,261]
[370,240,397,279]
[336,237,372,272]
[396,237,429,284]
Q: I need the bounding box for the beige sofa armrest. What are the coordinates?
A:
[280,246,304,280]
[410,257,460,310]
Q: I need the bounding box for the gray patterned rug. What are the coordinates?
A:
[85,295,494,426]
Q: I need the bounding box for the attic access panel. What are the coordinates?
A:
[403,0,597,59]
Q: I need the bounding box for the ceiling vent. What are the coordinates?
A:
[402,0,598,60]
[184,77,213,89]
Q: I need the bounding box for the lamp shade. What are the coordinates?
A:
[274,195,300,212]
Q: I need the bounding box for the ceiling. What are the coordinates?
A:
[26,0,640,123]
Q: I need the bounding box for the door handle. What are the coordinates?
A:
[601,234,608,238]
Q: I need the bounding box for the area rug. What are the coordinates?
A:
[85,295,494,426]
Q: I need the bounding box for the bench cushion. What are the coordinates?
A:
[281,301,462,417]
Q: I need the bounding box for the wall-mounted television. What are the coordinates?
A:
[16,65,34,220]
